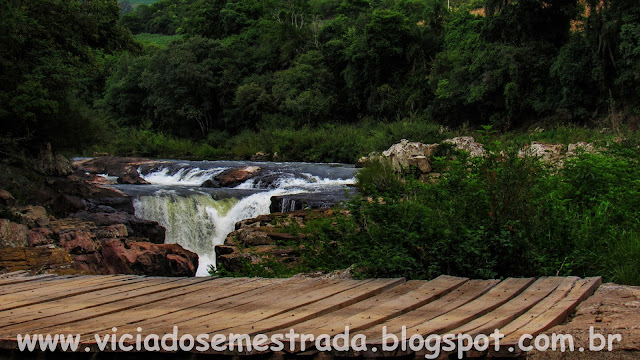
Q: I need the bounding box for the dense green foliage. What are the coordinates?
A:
[98,0,640,150]
[0,0,136,155]
[4,0,640,160]
[220,145,640,285]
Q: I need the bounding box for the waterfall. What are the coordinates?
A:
[132,189,290,276]
[121,160,357,277]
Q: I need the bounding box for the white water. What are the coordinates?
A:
[128,162,356,276]
[140,167,225,186]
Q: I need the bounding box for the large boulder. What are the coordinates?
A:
[382,139,439,173]
[442,136,486,158]
[100,239,198,277]
[16,205,50,228]
[518,142,565,162]
[73,211,166,244]
[32,143,73,176]
[205,166,262,188]
[0,219,28,248]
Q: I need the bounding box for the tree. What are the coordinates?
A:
[0,0,135,153]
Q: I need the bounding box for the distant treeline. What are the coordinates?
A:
[106,0,640,138]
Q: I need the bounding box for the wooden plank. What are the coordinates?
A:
[0,277,283,348]
[448,277,566,336]
[396,278,535,339]
[0,275,83,295]
[109,277,346,338]
[489,277,602,357]
[288,276,468,341]
[0,275,145,311]
[352,278,533,358]
[0,277,244,346]
[0,274,64,288]
[355,279,500,342]
[177,278,375,334]
[492,277,578,340]
[0,271,28,279]
[205,278,407,355]
[0,277,187,325]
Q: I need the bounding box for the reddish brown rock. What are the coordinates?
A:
[100,239,198,277]
[27,227,54,247]
[116,169,150,185]
[58,230,99,255]
[73,211,165,244]
[93,224,128,239]
[204,166,262,188]
[73,156,159,177]
[0,219,28,248]
[0,247,73,272]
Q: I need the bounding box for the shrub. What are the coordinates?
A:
[224,147,640,285]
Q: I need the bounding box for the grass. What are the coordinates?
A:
[135,33,183,48]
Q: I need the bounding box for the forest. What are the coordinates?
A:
[2,0,639,162]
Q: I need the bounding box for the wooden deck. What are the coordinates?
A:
[0,272,601,357]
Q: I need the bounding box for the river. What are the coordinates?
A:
[108,160,357,275]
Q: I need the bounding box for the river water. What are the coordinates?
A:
[109,160,357,275]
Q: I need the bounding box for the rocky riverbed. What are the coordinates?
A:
[0,154,198,276]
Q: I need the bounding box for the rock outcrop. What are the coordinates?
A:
[216,210,333,273]
[0,180,198,277]
[0,219,28,248]
[202,166,262,188]
[32,143,73,176]
[383,140,439,173]
[364,137,600,182]
[73,156,159,185]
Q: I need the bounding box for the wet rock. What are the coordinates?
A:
[116,169,150,185]
[213,166,262,187]
[0,219,28,248]
[201,179,220,188]
[270,192,350,213]
[73,156,161,178]
[100,239,198,277]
